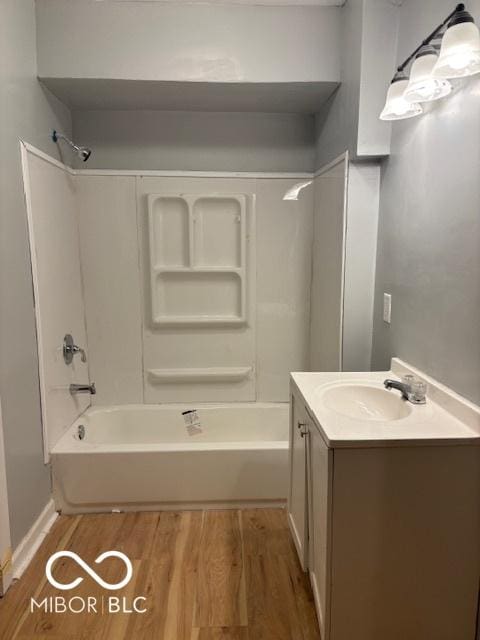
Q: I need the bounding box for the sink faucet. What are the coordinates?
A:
[70,383,96,395]
[384,379,410,400]
[384,379,426,404]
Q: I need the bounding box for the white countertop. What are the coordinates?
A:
[291,359,480,448]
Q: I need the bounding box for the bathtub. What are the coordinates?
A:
[51,403,289,514]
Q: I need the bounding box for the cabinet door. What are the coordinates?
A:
[288,390,309,570]
[308,418,332,640]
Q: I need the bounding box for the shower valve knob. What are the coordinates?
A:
[63,334,87,365]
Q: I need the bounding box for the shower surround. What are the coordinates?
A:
[23,144,313,507]
[75,173,313,408]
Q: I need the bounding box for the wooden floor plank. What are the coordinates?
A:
[106,511,160,561]
[64,512,131,562]
[157,511,203,640]
[245,554,320,640]
[241,509,296,558]
[93,510,204,640]
[195,511,247,629]
[245,554,299,640]
[195,627,250,639]
[0,509,319,640]
[241,509,320,640]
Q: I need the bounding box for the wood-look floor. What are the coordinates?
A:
[0,509,320,640]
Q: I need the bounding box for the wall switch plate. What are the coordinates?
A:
[383,293,392,324]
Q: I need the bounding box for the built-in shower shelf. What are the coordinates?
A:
[148,367,252,384]
[148,193,248,326]
[151,316,247,327]
[153,267,244,274]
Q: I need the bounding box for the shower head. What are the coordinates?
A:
[77,146,92,162]
[52,130,92,163]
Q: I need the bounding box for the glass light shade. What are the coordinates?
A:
[404,52,452,103]
[380,78,423,121]
[433,21,480,78]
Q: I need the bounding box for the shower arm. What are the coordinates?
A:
[52,131,80,153]
[52,130,92,162]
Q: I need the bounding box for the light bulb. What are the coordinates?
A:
[449,50,476,69]
[404,48,452,103]
[380,77,423,121]
[392,101,409,116]
[434,12,480,78]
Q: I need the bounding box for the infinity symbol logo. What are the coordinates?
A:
[46,551,133,591]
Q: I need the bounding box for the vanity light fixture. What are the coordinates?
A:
[434,7,480,78]
[380,73,424,120]
[404,46,452,103]
[380,3,479,121]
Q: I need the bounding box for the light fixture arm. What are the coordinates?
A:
[396,3,465,75]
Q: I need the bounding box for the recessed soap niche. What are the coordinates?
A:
[148,194,248,326]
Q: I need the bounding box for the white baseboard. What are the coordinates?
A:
[12,499,58,580]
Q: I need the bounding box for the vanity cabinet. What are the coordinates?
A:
[289,387,332,637]
[306,409,331,639]
[288,392,310,570]
[288,382,480,640]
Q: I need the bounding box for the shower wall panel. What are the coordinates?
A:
[23,150,90,459]
[76,176,143,405]
[77,173,313,405]
[255,178,313,400]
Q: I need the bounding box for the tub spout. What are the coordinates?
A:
[70,382,96,395]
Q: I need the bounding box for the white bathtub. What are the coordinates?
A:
[51,403,289,514]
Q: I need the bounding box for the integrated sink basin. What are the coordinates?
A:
[320,383,412,422]
[291,360,479,447]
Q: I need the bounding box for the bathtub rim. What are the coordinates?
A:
[75,400,289,416]
[51,401,289,455]
[52,440,289,454]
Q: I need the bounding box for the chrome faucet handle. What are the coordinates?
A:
[73,345,87,363]
[63,334,87,364]
[408,379,427,404]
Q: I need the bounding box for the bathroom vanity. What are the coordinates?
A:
[289,359,480,640]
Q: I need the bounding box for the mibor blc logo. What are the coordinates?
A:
[30,551,147,614]
[46,551,133,590]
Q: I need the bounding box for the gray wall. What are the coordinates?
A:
[314,0,399,169]
[342,162,380,372]
[314,0,363,169]
[73,111,315,172]
[372,0,480,403]
[0,0,71,546]
[36,1,340,84]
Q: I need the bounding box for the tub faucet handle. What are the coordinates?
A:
[63,334,87,364]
